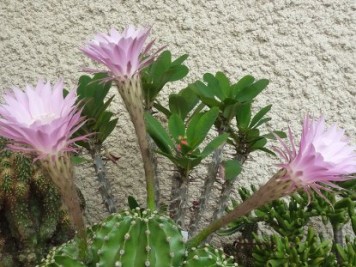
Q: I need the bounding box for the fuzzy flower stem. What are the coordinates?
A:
[187,169,290,248]
[41,155,87,259]
[116,77,156,210]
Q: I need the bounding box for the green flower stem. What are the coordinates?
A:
[116,77,156,210]
[187,169,289,248]
[41,155,88,260]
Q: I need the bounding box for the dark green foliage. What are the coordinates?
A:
[253,228,335,267]
[0,139,74,267]
[141,50,189,109]
[189,72,269,123]
[221,185,356,266]
[145,108,229,172]
[40,209,186,267]
[74,73,117,150]
[335,236,356,267]
[183,245,237,267]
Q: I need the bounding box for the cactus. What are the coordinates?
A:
[40,208,241,267]
[183,244,238,267]
[0,139,75,267]
[39,208,186,267]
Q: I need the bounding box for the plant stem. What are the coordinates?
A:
[187,169,289,248]
[332,223,344,264]
[146,107,160,209]
[169,169,189,228]
[116,77,156,210]
[212,153,248,223]
[89,144,117,214]
[41,155,87,260]
[189,143,225,234]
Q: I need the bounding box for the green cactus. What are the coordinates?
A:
[40,208,241,267]
[39,208,186,267]
[0,139,75,267]
[183,244,238,267]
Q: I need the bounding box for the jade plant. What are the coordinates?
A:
[0,24,355,267]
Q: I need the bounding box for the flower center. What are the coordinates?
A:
[28,113,58,126]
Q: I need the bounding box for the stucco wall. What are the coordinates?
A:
[0,0,355,235]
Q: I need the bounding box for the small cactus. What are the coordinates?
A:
[0,138,75,267]
[39,208,186,267]
[183,244,238,267]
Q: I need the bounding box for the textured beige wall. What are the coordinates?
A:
[0,0,355,233]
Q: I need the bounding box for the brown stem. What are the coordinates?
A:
[189,143,225,234]
[169,170,189,228]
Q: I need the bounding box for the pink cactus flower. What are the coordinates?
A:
[81,25,157,81]
[274,116,356,197]
[0,80,85,158]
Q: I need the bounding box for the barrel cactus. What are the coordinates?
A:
[0,138,74,267]
[183,244,238,267]
[39,208,241,266]
[39,208,186,267]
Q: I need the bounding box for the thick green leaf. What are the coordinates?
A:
[250,104,272,128]
[203,73,225,101]
[224,159,242,181]
[172,54,188,66]
[98,118,118,142]
[263,131,287,139]
[187,107,219,148]
[216,71,231,99]
[128,196,140,210]
[200,133,229,158]
[253,117,271,128]
[236,79,269,102]
[145,113,174,154]
[236,103,252,129]
[166,65,189,82]
[232,75,255,98]
[168,114,185,141]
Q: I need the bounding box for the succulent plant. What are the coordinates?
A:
[0,138,75,267]
[183,244,238,267]
[39,208,186,267]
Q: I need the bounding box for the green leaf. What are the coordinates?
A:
[168,114,185,141]
[200,133,229,158]
[236,78,269,102]
[98,118,118,142]
[263,131,287,139]
[250,104,272,128]
[224,160,242,181]
[232,75,255,98]
[236,103,251,129]
[71,156,89,165]
[128,196,140,210]
[252,117,271,128]
[145,113,174,154]
[186,107,219,149]
[172,54,188,66]
[216,72,231,99]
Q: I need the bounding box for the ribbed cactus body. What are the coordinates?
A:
[183,244,238,267]
[0,139,74,266]
[40,209,186,267]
